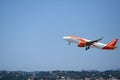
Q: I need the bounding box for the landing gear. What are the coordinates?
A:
[85,46,90,50]
[68,42,71,45]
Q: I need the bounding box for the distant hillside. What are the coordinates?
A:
[0,70,120,80]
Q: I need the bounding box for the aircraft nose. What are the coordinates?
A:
[63,36,67,39]
[63,36,68,40]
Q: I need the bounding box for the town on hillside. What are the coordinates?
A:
[0,70,120,80]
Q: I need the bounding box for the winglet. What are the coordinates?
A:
[98,36,104,41]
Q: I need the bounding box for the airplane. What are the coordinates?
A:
[63,35,118,50]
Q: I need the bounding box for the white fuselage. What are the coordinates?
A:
[63,36,106,49]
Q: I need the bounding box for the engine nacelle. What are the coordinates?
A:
[77,42,86,47]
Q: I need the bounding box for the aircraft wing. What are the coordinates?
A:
[86,37,103,46]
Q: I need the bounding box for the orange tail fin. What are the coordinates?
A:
[103,38,118,50]
[107,38,118,47]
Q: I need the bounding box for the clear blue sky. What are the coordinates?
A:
[0,0,120,71]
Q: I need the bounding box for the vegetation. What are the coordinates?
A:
[0,70,120,80]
